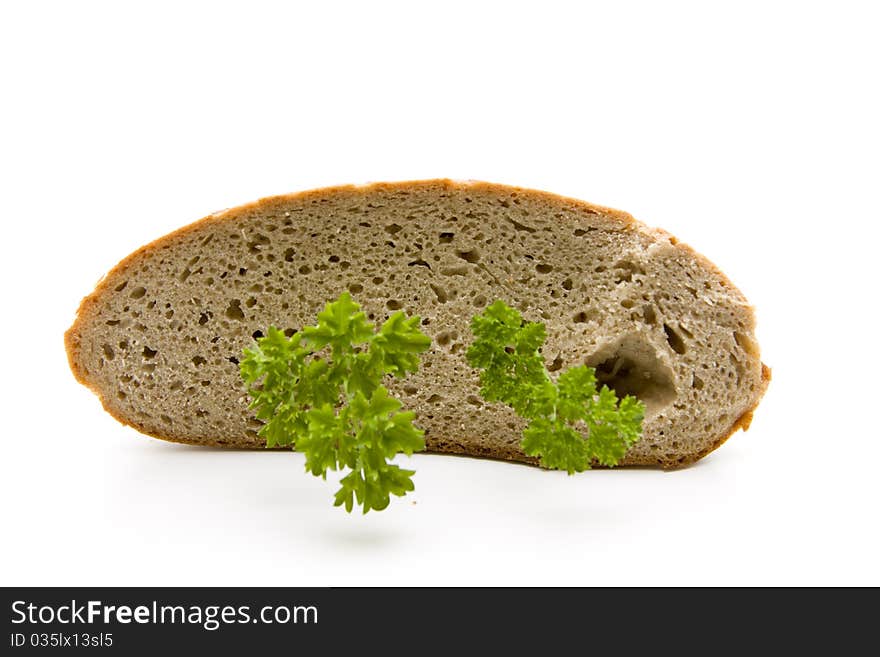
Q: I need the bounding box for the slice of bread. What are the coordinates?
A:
[65,180,769,467]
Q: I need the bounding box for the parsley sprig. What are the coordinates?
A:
[466,300,645,473]
[240,292,431,513]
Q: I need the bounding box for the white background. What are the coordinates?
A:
[1,1,878,586]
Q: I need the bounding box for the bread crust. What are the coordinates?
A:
[65,179,769,468]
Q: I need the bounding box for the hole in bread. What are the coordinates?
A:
[430,284,449,303]
[114,281,128,292]
[408,259,431,269]
[192,356,207,366]
[506,218,536,233]
[384,223,403,235]
[225,299,245,320]
[436,331,454,347]
[142,346,157,359]
[102,344,115,360]
[536,263,553,274]
[130,286,147,299]
[562,278,573,291]
[642,304,657,325]
[387,300,402,310]
[734,331,759,358]
[586,334,677,416]
[247,234,270,253]
[284,248,295,262]
[663,323,687,355]
[613,260,645,284]
[440,265,469,276]
[349,283,364,294]
[548,355,563,372]
[455,248,480,263]
[439,232,454,243]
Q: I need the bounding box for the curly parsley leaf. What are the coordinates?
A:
[467,300,645,474]
[240,292,431,513]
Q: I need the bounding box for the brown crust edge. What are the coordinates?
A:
[65,179,770,468]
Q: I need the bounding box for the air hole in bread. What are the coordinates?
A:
[562,278,573,291]
[436,331,454,347]
[455,249,480,263]
[102,344,115,360]
[387,300,402,310]
[384,223,403,235]
[225,299,245,320]
[734,331,759,358]
[506,218,536,233]
[283,248,295,262]
[430,284,448,303]
[663,324,687,354]
[142,346,157,359]
[613,260,645,284]
[587,334,677,415]
[247,234,270,253]
[130,286,147,299]
[440,265,469,276]
[192,356,207,366]
[536,263,553,274]
[548,355,563,372]
[439,232,454,243]
[349,283,364,294]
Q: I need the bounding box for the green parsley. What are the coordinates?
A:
[240,292,431,513]
[466,300,645,473]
